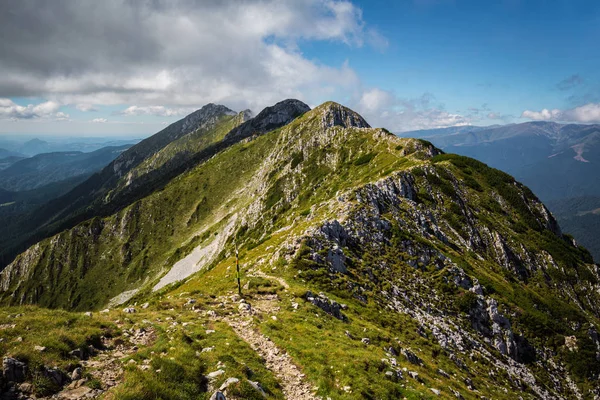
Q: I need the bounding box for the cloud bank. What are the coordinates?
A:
[356,89,471,131]
[0,0,379,115]
[0,98,67,120]
[521,103,600,123]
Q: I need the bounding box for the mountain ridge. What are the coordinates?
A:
[401,121,600,262]
[0,100,310,269]
[0,101,599,399]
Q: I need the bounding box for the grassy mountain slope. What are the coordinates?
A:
[0,174,91,218]
[0,106,243,268]
[0,101,307,271]
[1,102,599,399]
[402,122,600,261]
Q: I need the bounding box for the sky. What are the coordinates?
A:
[0,0,599,137]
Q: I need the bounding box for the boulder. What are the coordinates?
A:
[41,366,69,387]
[3,357,27,383]
[59,386,94,400]
[305,291,347,321]
[18,382,34,394]
[206,370,225,380]
[402,349,423,366]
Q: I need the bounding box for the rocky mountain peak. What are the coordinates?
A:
[226,99,310,140]
[180,103,237,134]
[315,101,371,129]
[240,109,253,122]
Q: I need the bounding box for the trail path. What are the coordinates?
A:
[216,273,320,400]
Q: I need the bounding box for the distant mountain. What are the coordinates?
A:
[0,145,132,191]
[0,155,27,170]
[0,148,25,159]
[0,174,90,219]
[546,196,600,263]
[18,138,51,156]
[0,136,143,156]
[401,121,600,259]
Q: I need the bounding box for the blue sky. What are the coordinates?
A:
[0,0,599,136]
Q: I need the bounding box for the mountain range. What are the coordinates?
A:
[402,121,600,261]
[0,137,142,157]
[0,145,132,192]
[0,101,598,400]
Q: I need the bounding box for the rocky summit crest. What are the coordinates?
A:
[180,103,237,134]
[226,99,310,140]
[314,101,371,129]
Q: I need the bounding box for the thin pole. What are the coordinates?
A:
[235,240,242,296]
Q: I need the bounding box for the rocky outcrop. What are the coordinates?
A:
[305,291,347,321]
[318,102,370,129]
[226,99,310,140]
[285,154,597,398]
[3,357,27,383]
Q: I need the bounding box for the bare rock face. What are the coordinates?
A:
[318,102,370,129]
[226,99,310,140]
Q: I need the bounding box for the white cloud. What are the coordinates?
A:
[521,103,600,123]
[521,108,562,121]
[0,98,64,120]
[565,103,600,123]
[55,112,70,121]
[0,1,380,114]
[91,118,108,123]
[359,88,395,112]
[355,91,471,132]
[75,104,98,112]
[121,105,194,117]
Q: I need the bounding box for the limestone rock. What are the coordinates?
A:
[219,377,240,391]
[206,369,225,380]
[305,291,347,321]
